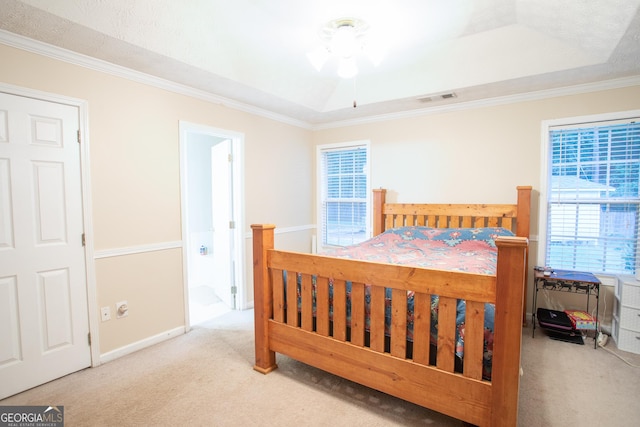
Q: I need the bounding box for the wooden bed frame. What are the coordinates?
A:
[251,186,531,427]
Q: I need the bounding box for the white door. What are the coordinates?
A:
[211,140,234,308]
[0,92,91,399]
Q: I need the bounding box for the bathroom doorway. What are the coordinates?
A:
[179,122,244,326]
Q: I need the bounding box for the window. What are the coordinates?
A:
[317,141,370,248]
[542,115,640,275]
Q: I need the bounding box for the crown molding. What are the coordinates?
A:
[2,29,638,132]
[0,30,312,130]
[313,75,640,130]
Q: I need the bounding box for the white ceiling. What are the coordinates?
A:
[2,0,640,126]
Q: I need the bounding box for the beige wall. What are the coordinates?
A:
[313,86,640,322]
[1,44,313,354]
[3,40,639,356]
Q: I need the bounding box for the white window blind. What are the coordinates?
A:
[546,119,640,275]
[318,143,369,247]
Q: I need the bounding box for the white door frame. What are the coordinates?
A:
[179,121,245,328]
[0,82,100,367]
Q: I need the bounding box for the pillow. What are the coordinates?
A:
[380,226,434,240]
[428,227,515,247]
[380,226,514,247]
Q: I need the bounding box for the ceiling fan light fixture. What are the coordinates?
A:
[309,17,380,79]
[337,57,358,79]
[362,41,386,67]
[331,24,359,58]
[306,46,330,72]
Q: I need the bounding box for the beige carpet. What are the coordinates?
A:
[2,309,640,426]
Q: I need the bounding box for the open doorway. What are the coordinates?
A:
[179,122,244,327]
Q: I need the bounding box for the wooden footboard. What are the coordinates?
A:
[251,225,527,427]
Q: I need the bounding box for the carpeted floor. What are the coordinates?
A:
[2,309,640,426]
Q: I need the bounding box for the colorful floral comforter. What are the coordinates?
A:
[321,226,515,379]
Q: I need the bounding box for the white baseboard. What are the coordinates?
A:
[99,326,186,364]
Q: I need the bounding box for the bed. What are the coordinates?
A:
[251,186,531,426]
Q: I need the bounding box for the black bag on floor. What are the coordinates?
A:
[537,308,573,332]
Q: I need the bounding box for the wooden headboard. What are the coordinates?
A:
[372,186,532,240]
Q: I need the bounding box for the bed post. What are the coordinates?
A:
[516,185,532,326]
[491,236,528,427]
[515,186,532,238]
[251,224,277,374]
[373,188,387,236]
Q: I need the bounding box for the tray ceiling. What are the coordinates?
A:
[1,0,639,125]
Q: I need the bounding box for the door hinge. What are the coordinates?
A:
[231,285,237,295]
[82,233,86,246]
[88,332,91,346]
[228,153,233,162]
[77,129,81,144]
[229,220,235,229]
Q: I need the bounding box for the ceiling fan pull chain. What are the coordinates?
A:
[353,78,357,108]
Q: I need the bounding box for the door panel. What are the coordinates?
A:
[0,276,20,362]
[34,161,67,243]
[211,140,233,308]
[39,268,73,350]
[0,92,90,399]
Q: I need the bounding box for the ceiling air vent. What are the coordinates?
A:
[417,92,457,103]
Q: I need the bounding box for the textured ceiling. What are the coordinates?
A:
[1,0,640,126]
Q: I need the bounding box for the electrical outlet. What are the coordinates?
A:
[101,306,111,321]
[116,301,128,318]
